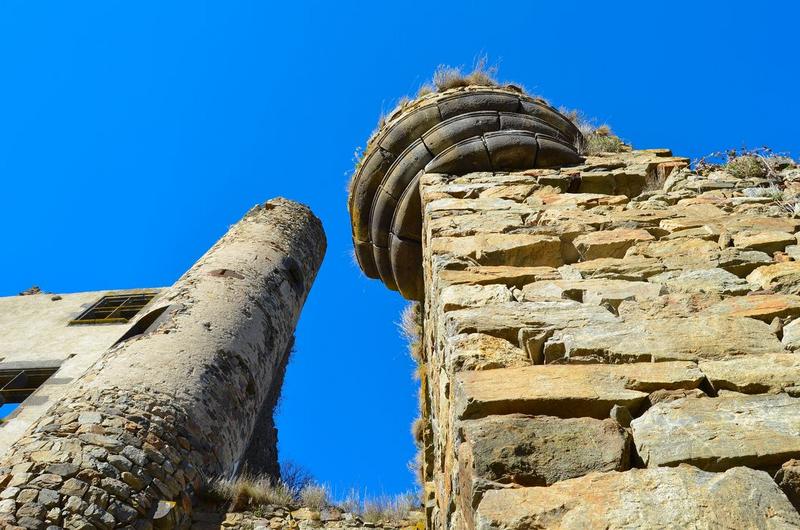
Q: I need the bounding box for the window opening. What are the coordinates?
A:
[69,292,157,325]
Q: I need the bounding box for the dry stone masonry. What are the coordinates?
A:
[0,199,325,529]
[350,84,800,529]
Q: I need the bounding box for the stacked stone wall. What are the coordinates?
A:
[418,150,800,528]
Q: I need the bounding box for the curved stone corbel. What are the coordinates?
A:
[348,86,584,299]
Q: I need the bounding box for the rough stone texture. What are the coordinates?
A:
[631,393,800,471]
[699,354,800,394]
[410,148,800,529]
[474,466,800,530]
[454,362,703,420]
[0,199,325,529]
[194,504,424,530]
[457,414,629,520]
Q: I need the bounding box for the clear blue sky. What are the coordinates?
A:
[1,1,798,498]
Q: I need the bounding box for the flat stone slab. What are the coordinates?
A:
[521,279,664,307]
[631,393,800,471]
[454,362,703,420]
[647,267,752,296]
[573,228,655,260]
[444,300,618,344]
[706,294,800,322]
[699,354,800,394]
[546,315,784,363]
[431,233,563,267]
[474,466,800,530]
[459,414,630,490]
[748,261,800,295]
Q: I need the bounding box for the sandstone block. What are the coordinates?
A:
[438,266,559,288]
[706,293,800,322]
[459,414,630,490]
[733,230,796,254]
[474,466,800,530]
[546,315,783,363]
[565,256,665,281]
[573,228,654,260]
[440,284,514,312]
[445,334,529,372]
[747,261,800,294]
[647,267,751,295]
[783,318,800,350]
[444,300,618,344]
[431,234,563,267]
[521,279,663,307]
[631,393,800,471]
[775,459,800,510]
[699,354,800,394]
[454,362,703,420]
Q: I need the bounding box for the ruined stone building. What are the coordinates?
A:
[349,85,800,529]
[4,79,800,529]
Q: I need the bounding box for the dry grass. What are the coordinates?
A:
[725,154,768,179]
[411,417,425,447]
[583,130,625,155]
[432,56,499,92]
[209,474,295,511]
[398,302,424,363]
[339,490,420,523]
[697,148,794,180]
[299,484,330,511]
[559,107,625,155]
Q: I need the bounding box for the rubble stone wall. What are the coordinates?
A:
[0,198,325,530]
[419,149,800,529]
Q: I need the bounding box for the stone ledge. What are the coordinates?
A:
[453,362,703,420]
[474,466,800,529]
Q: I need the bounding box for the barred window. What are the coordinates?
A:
[69,293,157,325]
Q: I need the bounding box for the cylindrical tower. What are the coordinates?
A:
[0,198,325,529]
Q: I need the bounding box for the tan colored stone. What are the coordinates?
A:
[699,354,800,394]
[734,230,796,254]
[647,267,751,295]
[747,261,800,294]
[521,279,663,307]
[782,318,800,350]
[444,300,618,343]
[626,238,773,275]
[460,414,630,488]
[454,361,703,420]
[631,393,800,470]
[535,192,629,207]
[445,334,529,372]
[546,315,782,363]
[440,284,514,312]
[474,466,800,530]
[706,293,800,322]
[775,459,800,510]
[431,234,563,267]
[573,229,654,260]
[438,266,559,288]
[565,256,665,281]
[457,415,630,528]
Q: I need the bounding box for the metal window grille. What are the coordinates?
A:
[0,367,58,403]
[69,293,157,325]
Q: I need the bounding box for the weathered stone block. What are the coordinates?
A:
[432,234,563,267]
[454,362,703,420]
[458,414,630,507]
[632,393,800,471]
[546,315,783,363]
[699,354,800,394]
[573,228,654,260]
[473,466,800,530]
